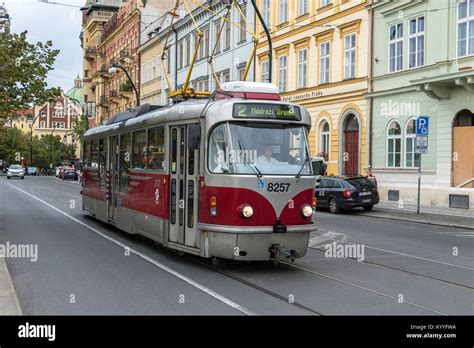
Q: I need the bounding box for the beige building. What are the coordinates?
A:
[256,0,369,176]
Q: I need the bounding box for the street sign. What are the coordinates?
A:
[415,135,428,154]
[416,116,429,135]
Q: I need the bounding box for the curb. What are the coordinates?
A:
[0,258,22,315]
[359,209,474,230]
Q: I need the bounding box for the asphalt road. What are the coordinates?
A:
[0,176,472,315]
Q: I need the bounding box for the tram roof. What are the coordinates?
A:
[84,97,311,138]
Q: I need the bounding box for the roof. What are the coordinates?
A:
[65,75,84,104]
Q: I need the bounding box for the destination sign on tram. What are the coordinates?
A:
[233,103,301,120]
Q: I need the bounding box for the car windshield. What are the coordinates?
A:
[10,165,22,170]
[208,122,312,175]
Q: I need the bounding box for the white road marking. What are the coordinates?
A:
[8,183,255,316]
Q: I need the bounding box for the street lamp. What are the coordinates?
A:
[49,125,57,169]
[108,63,140,106]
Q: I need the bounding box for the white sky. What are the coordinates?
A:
[4,0,85,92]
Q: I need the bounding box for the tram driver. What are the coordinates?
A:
[257,145,279,164]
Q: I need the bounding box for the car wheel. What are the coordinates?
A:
[328,198,341,214]
[363,204,374,211]
[7,176,10,179]
[21,176,24,180]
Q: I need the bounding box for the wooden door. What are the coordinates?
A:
[344,130,358,176]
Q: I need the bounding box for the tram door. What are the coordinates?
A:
[169,125,199,247]
[108,136,119,220]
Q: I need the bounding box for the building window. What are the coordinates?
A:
[278,55,287,92]
[214,21,221,54]
[224,20,231,51]
[457,0,474,57]
[203,27,210,58]
[387,120,402,168]
[405,118,420,168]
[320,0,331,7]
[262,0,270,27]
[151,59,157,79]
[40,121,45,128]
[319,41,330,84]
[389,23,403,72]
[298,0,308,16]
[261,60,269,82]
[185,36,191,66]
[297,48,307,89]
[219,71,230,84]
[344,33,356,79]
[237,65,246,81]
[319,121,330,155]
[409,16,424,68]
[178,40,184,69]
[239,5,247,43]
[279,0,288,24]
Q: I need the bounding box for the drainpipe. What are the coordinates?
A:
[368,0,375,169]
[251,0,272,83]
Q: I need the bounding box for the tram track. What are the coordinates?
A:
[307,244,474,291]
[272,258,448,315]
[187,255,324,316]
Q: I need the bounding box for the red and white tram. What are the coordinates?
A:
[81,82,316,261]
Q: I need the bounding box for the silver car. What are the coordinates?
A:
[7,165,25,179]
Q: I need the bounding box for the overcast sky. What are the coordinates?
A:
[5,0,85,92]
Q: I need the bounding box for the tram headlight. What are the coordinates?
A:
[301,204,313,218]
[240,204,254,218]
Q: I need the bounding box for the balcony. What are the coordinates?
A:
[119,82,133,99]
[118,49,130,63]
[109,90,120,104]
[98,95,109,107]
[98,65,112,78]
[85,10,115,30]
[84,47,97,60]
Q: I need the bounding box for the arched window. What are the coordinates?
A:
[40,121,46,128]
[319,120,330,156]
[405,118,420,168]
[387,120,401,168]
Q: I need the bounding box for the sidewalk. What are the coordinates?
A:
[360,201,474,230]
[0,257,22,315]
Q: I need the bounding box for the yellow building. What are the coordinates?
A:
[256,0,369,176]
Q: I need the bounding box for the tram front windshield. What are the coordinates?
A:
[209,122,312,176]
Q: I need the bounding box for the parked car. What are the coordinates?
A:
[61,168,78,181]
[27,167,38,176]
[56,166,67,178]
[7,164,25,180]
[315,176,379,214]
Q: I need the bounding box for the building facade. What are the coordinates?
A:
[156,1,256,101]
[255,0,369,176]
[0,3,10,34]
[368,0,474,209]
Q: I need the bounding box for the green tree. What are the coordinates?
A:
[72,115,89,144]
[0,124,29,164]
[0,31,60,119]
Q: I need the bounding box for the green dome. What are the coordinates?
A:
[66,75,84,104]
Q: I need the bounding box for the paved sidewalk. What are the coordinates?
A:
[0,257,22,315]
[359,201,474,230]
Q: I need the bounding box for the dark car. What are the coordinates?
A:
[315,176,379,214]
[61,168,78,181]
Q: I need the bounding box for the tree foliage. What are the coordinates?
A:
[0,31,61,119]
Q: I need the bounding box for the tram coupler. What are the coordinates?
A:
[269,244,299,262]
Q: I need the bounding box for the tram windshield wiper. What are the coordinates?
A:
[237,138,262,179]
[295,157,310,179]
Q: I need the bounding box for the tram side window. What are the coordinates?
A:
[91,139,99,168]
[99,139,107,188]
[132,130,147,170]
[208,124,231,173]
[84,141,91,167]
[147,127,165,171]
[171,128,177,174]
[119,133,131,192]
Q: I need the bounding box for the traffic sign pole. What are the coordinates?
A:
[415,116,429,214]
[417,155,422,214]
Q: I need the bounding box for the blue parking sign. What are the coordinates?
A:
[416,116,429,135]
